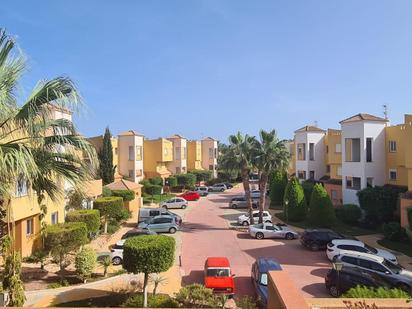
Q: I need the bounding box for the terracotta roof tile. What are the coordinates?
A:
[340,113,388,124]
[294,126,326,133]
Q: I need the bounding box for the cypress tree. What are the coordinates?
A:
[283,177,307,221]
[308,183,336,227]
[269,171,288,208]
[99,127,114,185]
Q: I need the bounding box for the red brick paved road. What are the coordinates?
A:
[181,187,331,298]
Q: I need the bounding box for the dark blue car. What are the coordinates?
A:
[251,257,282,307]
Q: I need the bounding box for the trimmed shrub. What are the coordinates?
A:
[190,170,212,182]
[283,177,307,221]
[66,209,101,236]
[177,173,196,189]
[337,204,361,224]
[123,294,178,308]
[149,176,163,186]
[308,184,336,228]
[44,222,88,270]
[174,284,222,308]
[106,220,121,234]
[111,189,135,202]
[302,180,315,203]
[75,247,96,283]
[382,222,409,242]
[269,171,288,207]
[94,196,127,233]
[167,176,178,187]
[102,187,112,197]
[343,286,410,298]
[144,184,162,197]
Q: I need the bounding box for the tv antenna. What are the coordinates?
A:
[383,104,389,120]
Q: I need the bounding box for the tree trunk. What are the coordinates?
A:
[143,272,149,308]
[153,282,158,295]
[258,173,268,224]
[104,218,108,234]
[241,167,254,225]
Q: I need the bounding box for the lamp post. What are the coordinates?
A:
[284,199,289,224]
[333,261,343,297]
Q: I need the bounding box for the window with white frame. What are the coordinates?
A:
[389,141,397,153]
[16,176,28,197]
[297,170,306,180]
[335,143,342,153]
[136,146,142,160]
[128,146,134,161]
[209,148,214,159]
[337,166,342,176]
[128,170,134,178]
[26,218,34,236]
[51,212,59,225]
[389,169,397,181]
[367,177,374,188]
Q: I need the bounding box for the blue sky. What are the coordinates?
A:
[2,1,412,142]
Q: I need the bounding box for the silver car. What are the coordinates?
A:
[138,215,180,234]
[208,183,227,192]
[160,197,188,209]
[230,196,258,209]
[194,186,209,196]
[248,223,298,240]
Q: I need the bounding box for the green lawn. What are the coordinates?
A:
[143,193,175,204]
[377,239,412,258]
[274,212,380,237]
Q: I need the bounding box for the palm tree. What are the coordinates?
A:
[253,130,289,223]
[228,132,256,224]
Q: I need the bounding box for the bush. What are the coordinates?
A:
[47,280,69,289]
[75,247,96,283]
[149,176,163,186]
[177,173,196,189]
[106,220,120,234]
[102,187,112,197]
[190,170,212,182]
[235,296,258,309]
[94,196,127,233]
[123,294,178,308]
[144,184,162,197]
[383,222,409,242]
[343,286,410,298]
[66,209,101,236]
[337,204,361,224]
[174,284,222,308]
[167,176,178,187]
[269,171,288,207]
[111,189,135,202]
[283,177,307,221]
[44,222,88,270]
[301,180,315,204]
[408,208,412,231]
[308,184,336,228]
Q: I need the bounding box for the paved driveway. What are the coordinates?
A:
[181,187,331,298]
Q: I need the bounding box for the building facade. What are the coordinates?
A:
[143,138,173,179]
[167,134,187,175]
[201,137,218,178]
[118,130,145,183]
[187,140,203,171]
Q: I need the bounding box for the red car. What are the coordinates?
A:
[204,257,235,295]
[178,191,200,201]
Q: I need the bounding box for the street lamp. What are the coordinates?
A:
[333,261,343,297]
[284,199,289,224]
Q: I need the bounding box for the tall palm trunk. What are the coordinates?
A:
[241,167,254,225]
[258,173,268,223]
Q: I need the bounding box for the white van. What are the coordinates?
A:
[138,207,182,225]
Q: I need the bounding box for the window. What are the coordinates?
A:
[337,166,342,176]
[345,138,360,162]
[389,169,397,181]
[209,148,214,159]
[331,190,338,200]
[309,171,315,179]
[389,141,397,153]
[309,143,315,161]
[149,210,160,216]
[265,225,275,231]
[183,147,187,159]
[114,147,118,155]
[176,167,181,174]
[367,177,374,188]
[326,145,329,153]
[366,138,372,162]
[51,212,59,225]
[136,146,142,160]
[214,148,217,158]
[209,165,214,171]
[128,170,134,178]
[335,144,342,153]
[15,176,28,197]
[341,256,358,266]
[297,143,306,160]
[128,146,134,161]
[26,218,34,236]
[297,170,306,180]
[326,165,331,173]
[346,176,361,190]
[136,169,143,177]
[175,147,181,159]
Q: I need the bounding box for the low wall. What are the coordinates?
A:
[307,298,411,308]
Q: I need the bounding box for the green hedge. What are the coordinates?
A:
[149,176,163,186]
[190,170,212,182]
[144,184,162,196]
[269,171,288,207]
[343,286,410,298]
[66,209,101,235]
[123,294,178,308]
[336,204,361,224]
[382,222,409,242]
[111,189,135,202]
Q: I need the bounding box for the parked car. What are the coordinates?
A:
[251,257,282,307]
[178,191,201,201]
[121,229,156,239]
[138,207,182,224]
[138,215,180,234]
[238,211,272,226]
[335,251,412,291]
[160,197,188,209]
[229,196,258,209]
[110,239,126,265]
[249,223,298,240]
[327,239,397,263]
[224,183,234,189]
[300,229,346,251]
[204,257,235,295]
[194,186,209,196]
[325,265,390,297]
[208,183,227,192]
[250,190,261,199]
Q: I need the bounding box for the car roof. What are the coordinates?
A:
[257,257,282,272]
[332,239,364,246]
[338,250,384,262]
[152,215,173,219]
[305,228,334,233]
[206,257,230,267]
[115,239,126,246]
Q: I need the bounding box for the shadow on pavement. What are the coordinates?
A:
[301,283,329,298]
[182,222,232,232]
[182,270,203,286]
[233,276,255,297]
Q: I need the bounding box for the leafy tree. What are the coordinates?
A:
[190,170,212,182]
[66,209,101,236]
[94,196,126,233]
[149,176,163,186]
[66,189,87,210]
[44,222,88,271]
[176,173,196,189]
[123,235,175,308]
[99,127,115,185]
[75,246,97,283]
[336,204,362,224]
[111,189,135,202]
[269,171,288,207]
[308,184,336,227]
[144,184,163,200]
[283,177,307,222]
[167,176,178,187]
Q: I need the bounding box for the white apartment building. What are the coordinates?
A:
[167,134,187,174]
[340,114,388,204]
[201,137,218,178]
[294,126,326,181]
[118,130,144,183]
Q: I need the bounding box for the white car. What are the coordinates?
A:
[238,211,272,226]
[326,239,398,263]
[194,186,209,196]
[248,222,298,240]
[160,197,188,209]
[110,239,125,265]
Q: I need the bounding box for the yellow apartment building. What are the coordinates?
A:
[167,134,187,174]
[88,135,119,169]
[187,140,203,171]
[143,138,173,179]
[323,129,343,206]
[285,140,296,176]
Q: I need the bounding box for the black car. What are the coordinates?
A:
[300,229,346,251]
[224,182,234,189]
[325,266,390,297]
[121,229,156,239]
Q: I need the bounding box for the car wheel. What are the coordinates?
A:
[112,257,122,265]
[256,232,264,240]
[310,242,320,251]
[242,221,249,226]
[220,188,225,192]
[181,205,187,209]
[265,220,272,223]
[285,233,294,240]
[329,285,340,297]
[232,204,237,209]
[332,255,338,262]
[162,205,168,209]
[169,227,177,234]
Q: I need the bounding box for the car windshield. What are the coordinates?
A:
[207,268,230,277]
[260,273,268,286]
[382,259,402,274]
[365,244,378,254]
